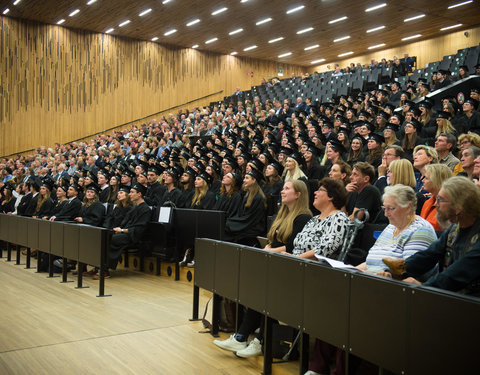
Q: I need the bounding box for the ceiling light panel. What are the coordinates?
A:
[366,25,385,33]
[243,45,257,51]
[448,1,473,9]
[329,16,348,24]
[229,28,243,35]
[401,34,421,40]
[304,44,320,50]
[368,43,386,49]
[139,9,152,16]
[440,23,462,30]
[311,59,326,64]
[119,20,130,27]
[338,51,354,57]
[297,27,313,34]
[211,7,227,15]
[278,52,292,58]
[334,35,350,42]
[186,19,201,26]
[286,5,305,14]
[365,3,387,12]
[404,14,425,22]
[205,37,218,44]
[256,18,272,25]
[268,37,284,43]
[164,29,177,36]
[69,9,80,17]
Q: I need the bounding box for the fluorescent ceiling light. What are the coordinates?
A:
[212,7,227,15]
[304,44,319,50]
[243,45,257,51]
[278,52,292,58]
[366,25,385,33]
[164,29,177,36]
[256,17,272,25]
[334,35,350,42]
[87,0,97,5]
[297,27,313,34]
[69,9,80,17]
[404,14,425,22]
[187,19,200,26]
[329,16,347,24]
[13,0,22,5]
[401,34,421,40]
[205,37,218,44]
[192,44,199,49]
[230,52,238,55]
[3,8,9,14]
[286,5,305,14]
[440,23,462,30]
[448,1,473,9]
[241,0,249,2]
[151,37,158,41]
[268,37,284,43]
[311,59,326,64]
[139,9,152,16]
[119,20,131,27]
[368,43,386,49]
[106,28,114,34]
[338,51,354,57]
[229,28,243,35]
[365,3,387,12]
[162,0,172,3]
[57,19,65,24]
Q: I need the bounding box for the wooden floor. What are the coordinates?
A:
[0,254,299,375]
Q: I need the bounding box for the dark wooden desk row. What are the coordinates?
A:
[194,238,480,375]
[0,214,112,296]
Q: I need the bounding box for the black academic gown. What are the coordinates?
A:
[77,201,105,226]
[33,198,54,218]
[144,182,166,207]
[108,202,151,269]
[214,191,242,218]
[262,180,283,216]
[225,193,266,245]
[0,197,16,214]
[158,187,181,207]
[190,191,216,210]
[24,193,40,217]
[54,197,82,221]
[177,188,195,208]
[48,200,68,219]
[16,192,32,216]
[103,205,134,229]
[98,186,110,203]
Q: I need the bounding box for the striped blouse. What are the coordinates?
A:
[365,216,437,274]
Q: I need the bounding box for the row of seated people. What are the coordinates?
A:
[212,175,480,375]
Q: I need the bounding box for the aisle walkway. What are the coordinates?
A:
[0,256,297,375]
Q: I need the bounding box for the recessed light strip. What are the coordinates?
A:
[187,19,200,26]
[119,20,130,27]
[368,43,386,49]
[13,0,22,5]
[164,29,177,36]
[268,37,284,43]
[404,14,425,22]
[256,17,272,25]
[151,37,158,41]
[231,51,238,55]
[229,28,243,35]
[334,35,350,42]
[338,51,354,57]
[212,7,227,15]
[286,5,305,14]
[69,9,80,17]
[297,27,313,34]
[366,25,385,33]
[106,28,114,34]
[311,59,326,64]
[365,3,387,12]
[329,16,347,24]
[57,19,65,24]
[448,0,473,9]
[401,34,421,40]
[3,8,9,14]
[205,37,218,44]
[440,23,462,30]
[243,45,257,51]
[87,0,97,5]
[192,44,199,49]
[278,52,292,58]
[139,9,152,16]
[304,44,319,50]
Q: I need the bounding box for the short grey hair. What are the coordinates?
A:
[383,184,417,213]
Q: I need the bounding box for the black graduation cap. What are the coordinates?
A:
[368,132,385,144]
[287,152,305,165]
[438,69,450,75]
[390,113,404,123]
[422,83,431,91]
[377,89,389,97]
[198,172,213,186]
[184,166,198,178]
[131,183,147,196]
[246,168,264,182]
[351,135,368,146]
[121,169,135,178]
[418,100,433,110]
[27,176,41,191]
[357,110,370,119]
[465,98,479,110]
[404,100,416,108]
[148,165,162,175]
[193,163,206,174]
[165,167,180,180]
[383,103,396,112]
[406,119,422,130]
[279,147,293,156]
[329,139,347,154]
[459,65,469,72]
[436,111,451,119]
[57,184,69,193]
[118,185,131,194]
[384,123,399,132]
[417,78,427,83]
[249,158,265,171]
[471,88,480,94]
[70,183,81,192]
[376,111,389,120]
[41,178,55,191]
[85,182,100,194]
[268,160,284,176]
[408,107,421,117]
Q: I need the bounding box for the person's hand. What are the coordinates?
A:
[403,277,421,285]
[113,227,122,234]
[378,159,388,177]
[280,251,291,256]
[74,217,83,222]
[375,271,393,278]
[264,244,271,251]
[345,182,357,192]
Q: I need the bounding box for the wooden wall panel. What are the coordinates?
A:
[311,26,480,73]
[0,16,304,156]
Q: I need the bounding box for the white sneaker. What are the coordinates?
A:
[236,338,262,358]
[213,335,247,352]
[304,371,322,375]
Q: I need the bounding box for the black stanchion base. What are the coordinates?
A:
[96,294,112,297]
[60,280,74,284]
[75,286,90,289]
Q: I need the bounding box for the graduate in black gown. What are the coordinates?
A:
[103,186,134,229]
[73,183,106,227]
[45,184,69,220]
[225,168,267,246]
[262,161,284,216]
[214,172,243,218]
[177,166,196,208]
[0,182,16,214]
[158,167,182,207]
[144,165,166,207]
[190,172,216,210]
[32,179,54,218]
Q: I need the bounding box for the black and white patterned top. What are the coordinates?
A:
[292,211,350,259]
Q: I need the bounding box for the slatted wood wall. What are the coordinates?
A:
[0,16,305,156]
[312,26,480,73]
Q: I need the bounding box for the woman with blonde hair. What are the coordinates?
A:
[33,180,54,218]
[190,172,216,210]
[283,153,307,182]
[420,164,453,230]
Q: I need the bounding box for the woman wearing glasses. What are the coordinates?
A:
[356,184,437,273]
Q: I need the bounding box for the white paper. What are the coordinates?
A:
[158,207,172,223]
[315,255,358,270]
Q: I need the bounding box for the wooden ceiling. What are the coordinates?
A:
[1,0,479,67]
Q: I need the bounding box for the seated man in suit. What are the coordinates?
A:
[100,183,151,279]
